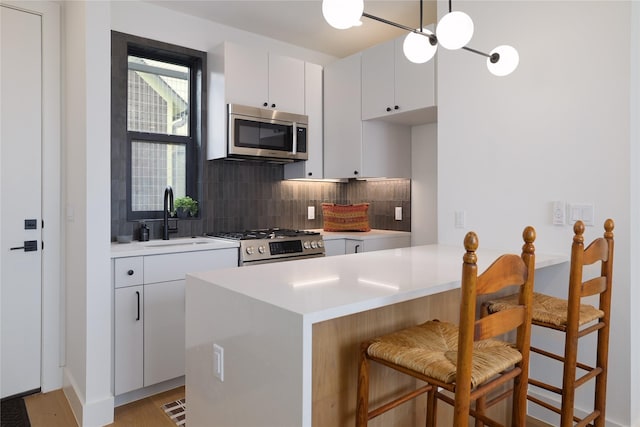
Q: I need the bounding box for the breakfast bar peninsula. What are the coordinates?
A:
[185,244,567,427]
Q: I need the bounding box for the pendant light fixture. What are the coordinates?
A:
[321,0,519,76]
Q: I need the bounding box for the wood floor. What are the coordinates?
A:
[24,386,184,427]
[23,385,552,426]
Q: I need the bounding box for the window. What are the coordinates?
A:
[111,32,205,221]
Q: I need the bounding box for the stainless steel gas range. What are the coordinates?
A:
[207,228,325,266]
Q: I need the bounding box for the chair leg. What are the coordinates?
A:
[475,395,486,427]
[560,332,579,427]
[356,343,370,427]
[593,319,610,427]
[511,369,528,427]
[425,386,438,427]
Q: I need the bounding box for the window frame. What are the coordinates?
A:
[111,31,206,221]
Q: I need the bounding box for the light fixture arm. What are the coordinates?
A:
[462,46,500,63]
[362,12,437,45]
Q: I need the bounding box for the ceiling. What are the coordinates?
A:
[146,1,437,58]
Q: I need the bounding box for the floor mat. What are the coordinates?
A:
[1,397,31,427]
[161,398,186,426]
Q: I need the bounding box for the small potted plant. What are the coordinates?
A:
[174,196,198,218]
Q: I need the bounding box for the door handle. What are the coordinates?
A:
[10,240,38,252]
[135,291,141,321]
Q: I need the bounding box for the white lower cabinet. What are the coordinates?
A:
[113,248,237,397]
[345,239,365,254]
[323,239,346,256]
[143,279,185,387]
[325,235,411,256]
[114,285,143,395]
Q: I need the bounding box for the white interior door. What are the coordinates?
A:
[1,4,43,398]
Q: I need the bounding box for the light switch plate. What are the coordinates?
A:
[307,206,315,220]
[568,203,594,226]
[213,344,224,382]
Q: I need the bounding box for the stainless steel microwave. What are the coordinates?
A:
[228,104,308,162]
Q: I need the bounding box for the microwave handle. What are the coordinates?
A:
[292,122,297,155]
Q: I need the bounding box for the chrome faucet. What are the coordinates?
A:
[163,185,174,240]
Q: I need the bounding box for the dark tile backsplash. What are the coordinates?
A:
[111,159,411,241]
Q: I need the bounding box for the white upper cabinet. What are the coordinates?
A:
[323,53,363,179]
[267,54,305,114]
[361,34,436,123]
[284,62,324,179]
[216,42,305,114]
[324,53,411,179]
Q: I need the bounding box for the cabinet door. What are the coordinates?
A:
[362,236,411,252]
[324,53,362,179]
[323,239,346,256]
[224,43,269,109]
[284,62,323,179]
[345,239,365,254]
[268,54,305,114]
[114,285,144,395]
[144,279,185,386]
[394,38,435,113]
[361,39,395,120]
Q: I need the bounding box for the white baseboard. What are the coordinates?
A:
[63,369,114,427]
[114,376,185,407]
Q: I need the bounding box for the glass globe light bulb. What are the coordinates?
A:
[403,28,437,64]
[322,0,364,30]
[487,45,519,76]
[436,11,474,50]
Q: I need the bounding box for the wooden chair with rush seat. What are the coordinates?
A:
[487,219,614,427]
[356,226,536,427]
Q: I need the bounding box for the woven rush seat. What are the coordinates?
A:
[367,320,522,389]
[356,226,537,427]
[488,292,604,327]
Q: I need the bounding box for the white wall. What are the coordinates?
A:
[411,123,437,245]
[110,1,336,67]
[629,3,640,425]
[434,1,634,425]
[63,1,113,426]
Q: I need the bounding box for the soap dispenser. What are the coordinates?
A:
[139,222,149,242]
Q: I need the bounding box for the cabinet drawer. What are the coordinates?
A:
[114,257,144,288]
[143,249,237,284]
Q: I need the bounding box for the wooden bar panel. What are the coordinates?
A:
[312,289,463,427]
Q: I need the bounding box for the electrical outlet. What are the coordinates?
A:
[552,201,565,225]
[213,344,224,382]
[307,206,315,220]
[395,206,402,221]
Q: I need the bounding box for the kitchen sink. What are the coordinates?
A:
[142,238,215,248]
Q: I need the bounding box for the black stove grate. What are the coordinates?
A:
[208,228,319,240]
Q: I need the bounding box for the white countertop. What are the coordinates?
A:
[110,236,239,258]
[309,228,411,241]
[188,244,567,324]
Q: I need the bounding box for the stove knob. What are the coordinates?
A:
[303,241,311,249]
[317,240,324,248]
[311,241,318,249]
[258,245,266,254]
[246,246,255,255]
